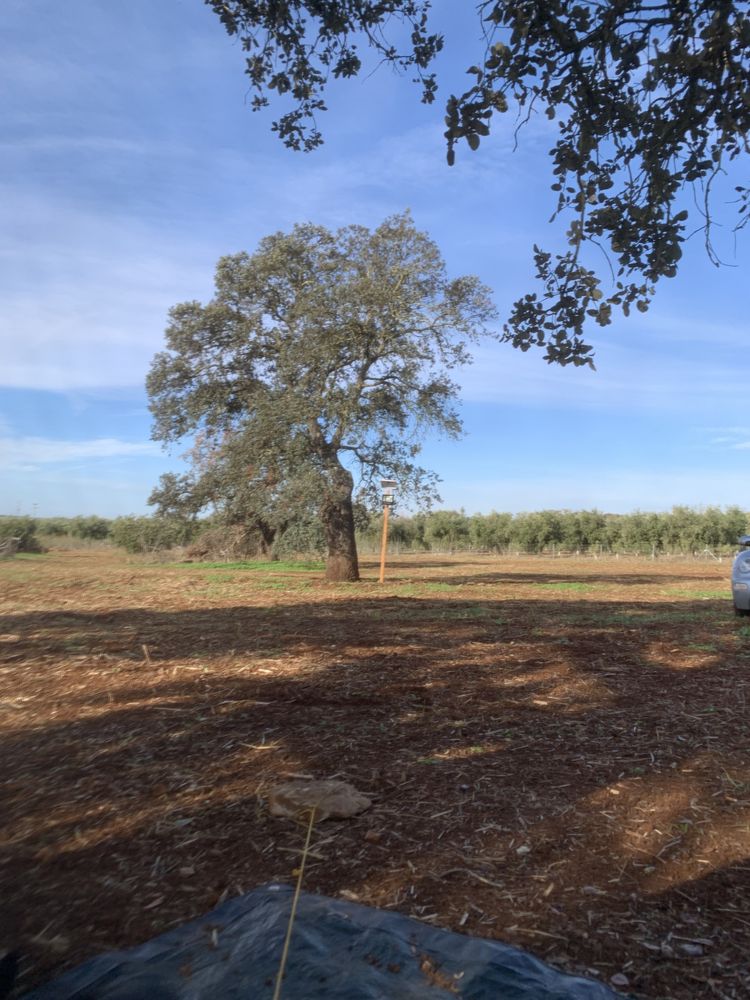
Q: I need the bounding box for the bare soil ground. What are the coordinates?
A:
[1,548,749,998]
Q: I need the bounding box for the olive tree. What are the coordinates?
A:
[147,213,496,581]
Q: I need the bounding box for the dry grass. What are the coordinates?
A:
[1,548,749,998]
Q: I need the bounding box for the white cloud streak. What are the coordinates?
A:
[457,327,749,418]
[0,435,160,470]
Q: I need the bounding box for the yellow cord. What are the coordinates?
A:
[272,807,316,1000]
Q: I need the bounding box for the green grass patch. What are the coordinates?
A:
[393,581,455,596]
[171,559,324,572]
[594,608,721,626]
[534,581,594,593]
[664,587,730,599]
[439,604,489,620]
[0,553,47,567]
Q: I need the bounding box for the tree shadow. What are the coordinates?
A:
[390,571,724,588]
[360,555,728,589]
[1,595,748,997]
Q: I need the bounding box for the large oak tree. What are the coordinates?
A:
[207,0,750,366]
[147,213,495,581]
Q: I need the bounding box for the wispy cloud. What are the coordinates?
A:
[0,110,545,393]
[0,435,159,470]
[0,183,216,389]
[457,335,748,417]
[702,427,750,450]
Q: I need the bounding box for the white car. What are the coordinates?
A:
[732,535,750,616]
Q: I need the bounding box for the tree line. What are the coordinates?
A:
[359,506,750,556]
[0,515,110,552]
[3,505,747,558]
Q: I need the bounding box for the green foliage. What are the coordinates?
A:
[272,517,326,558]
[204,0,442,151]
[422,509,470,549]
[38,517,72,537]
[360,505,749,555]
[69,516,111,540]
[147,212,496,581]
[382,513,429,551]
[210,1,750,364]
[110,516,197,554]
[468,511,513,551]
[454,1,750,365]
[36,516,112,541]
[173,559,323,571]
[559,510,607,552]
[185,522,276,561]
[513,510,564,554]
[0,516,44,553]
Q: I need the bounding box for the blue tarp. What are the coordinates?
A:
[25,884,629,999]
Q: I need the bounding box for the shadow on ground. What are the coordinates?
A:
[1,594,748,998]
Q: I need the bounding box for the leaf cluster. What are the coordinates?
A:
[446,0,750,364]
[208,1,750,365]
[109,516,197,554]
[205,0,442,150]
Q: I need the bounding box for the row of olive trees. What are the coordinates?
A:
[5,506,748,559]
[38,516,112,540]
[359,506,750,557]
[5,515,192,552]
[0,513,317,557]
[0,515,113,549]
[0,515,115,553]
[0,517,47,553]
[2,515,174,554]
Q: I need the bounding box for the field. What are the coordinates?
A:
[1,549,749,999]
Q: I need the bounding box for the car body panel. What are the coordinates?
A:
[732,540,750,614]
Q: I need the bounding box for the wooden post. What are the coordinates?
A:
[378,504,390,584]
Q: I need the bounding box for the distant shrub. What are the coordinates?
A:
[186,524,271,561]
[37,514,112,548]
[38,517,71,537]
[70,516,111,540]
[0,516,45,553]
[272,518,325,558]
[183,518,325,562]
[38,516,112,542]
[110,516,197,554]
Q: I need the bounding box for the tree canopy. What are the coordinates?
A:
[358,504,749,554]
[208,0,750,366]
[147,213,496,580]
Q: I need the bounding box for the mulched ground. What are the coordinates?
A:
[1,548,749,999]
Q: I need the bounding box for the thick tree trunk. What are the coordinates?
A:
[257,521,278,560]
[320,464,360,582]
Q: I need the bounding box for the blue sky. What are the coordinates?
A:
[1,0,748,518]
